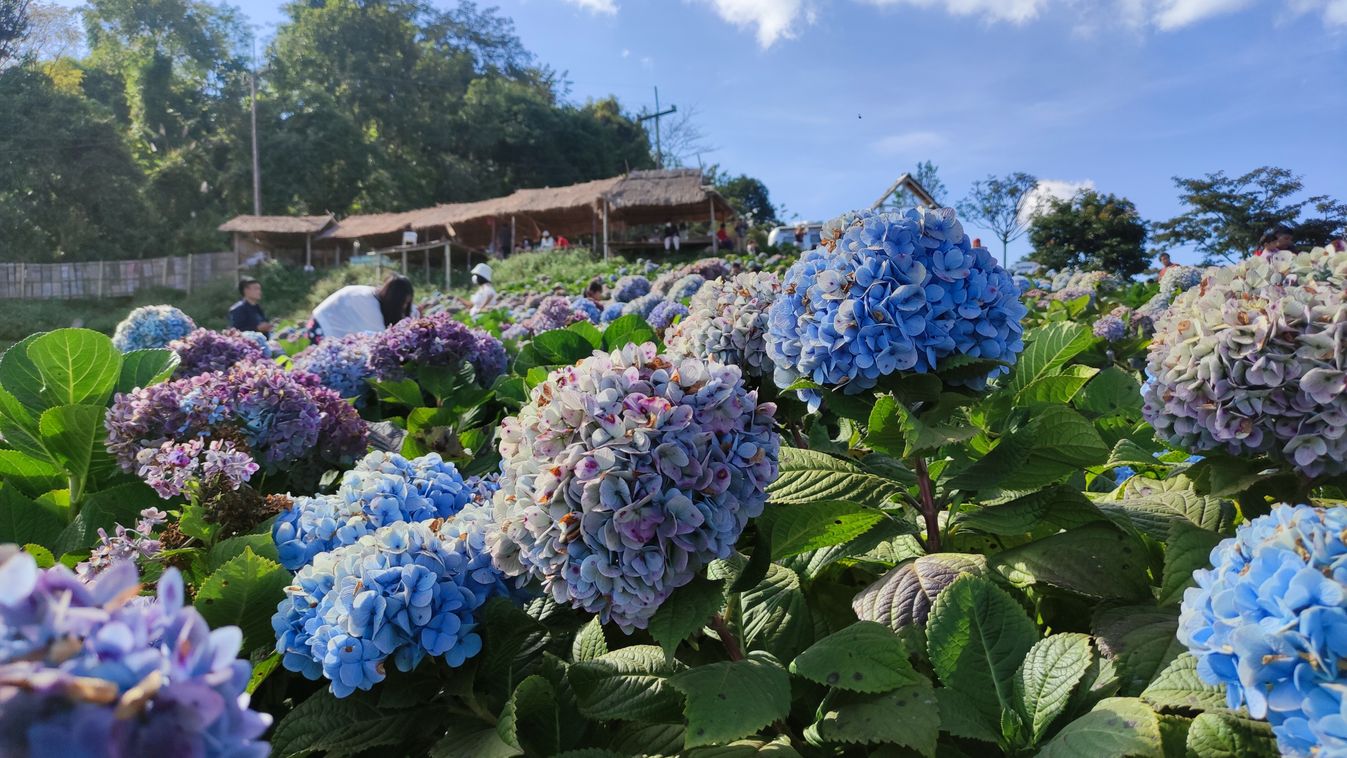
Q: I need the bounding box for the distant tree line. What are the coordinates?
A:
[0,0,667,262]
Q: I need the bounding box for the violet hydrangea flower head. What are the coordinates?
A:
[74,508,167,581]
[1158,264,1204,301]
[613,275,651,303]
[168,328,268,377]
[621,292,666,319]
[647,299,689,330]
[111,305,196,352]
[570,297,602,324]
[1143,246,1347,478]
[489,342,779,632]
[666,272,781,379]
[1091,314,1127,342]
[291,331,379,401]
[519,295,587,335]
[0,549,270,756]
[766,207,1026,398]
[1177,504,1347,756]
[271,451,474,571]
[368,312,506,385]
[271,514,506,696]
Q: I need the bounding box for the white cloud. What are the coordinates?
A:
[1151,0,1253,28]
[1289,0,1347,24]
[872,130,948,155]
[564,0,618,15]
[694,0,816,47]
[1019,178,1095,224]
[861,0,1049,23]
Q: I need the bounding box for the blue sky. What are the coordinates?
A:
[188,1,1347,262]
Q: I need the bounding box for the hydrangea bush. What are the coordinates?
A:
[489,342,779,631]
[168,328,269,377]
[111,305,197,351]
[0,548,270,756]
[291,332,379,400]
[612,275,651,303]
[666,271,780,379]
[767,207,1026,396]
[1143,246,1347,478]
[368,313,506,385]
[647,298,689,330]
[1178,504,1347,756]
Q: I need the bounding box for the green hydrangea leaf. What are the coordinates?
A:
[813,681,938,756]
[1037,697,1163,758]
[789,621,922,693]
[649,576,726,658]
[1184,711,1278,757]
[670,651,791,749]
[1013,632,1094,744]
[568,645,687,722]
[193,547,291,654]
[1141,653,1227,712]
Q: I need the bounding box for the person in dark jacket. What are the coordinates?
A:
[228,277,272,334]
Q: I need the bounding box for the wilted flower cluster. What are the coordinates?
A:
[490,342,779,631]
[368,313,506,385]
[135,438,259,499]
[613,275,652,303]
[291,332,379,401]
[74,508,168,581]
[667,272,781,379]
[1092,314,1127,342]
[1143,246,1347,478]
[272,514,507,697]
[1178,504,1347,756]
[272,451,475,571]
[168,328,268,377]
[0,548,270,756]
[111,305,197,352]
[766,207,1026,398]
[647,299,689,330]
[106,361,367,478]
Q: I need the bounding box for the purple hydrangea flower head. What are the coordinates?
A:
[613,275,651,303]
[1092,314,1127,342]
[489,342,779,632]
[1159,264,1204,301]
[292,331,378,400]
[0,548,270,756]
[666,272,781,379]
[271,514,507,696]
[571,297,602,324]
[519,296,587,335]
[75,508,167,581]
[106,362,367,478]
[368,313,506,385]
[135,438,258,499]
[111,305,197,352]
[1143,247,1347,478]
[1178,504,1347,756]
[648,299,689,330]
[766,207,1026,398]
[169,328,269,378]
[272,451,475,571]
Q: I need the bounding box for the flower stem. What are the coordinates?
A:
[710,613,744,662]
[912,456,941,552]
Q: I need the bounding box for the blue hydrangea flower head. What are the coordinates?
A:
[600,301,625,323]
[1178,503,1347,756]
[766,207,1026,400]
[648,299,689,330]
[622,293,665,319]
[292,332,379,401]
[1092,314,1128,342]
[570,297,602,324]
[112,305,197,352]
[613,275,652,303]
[272,514,507,696]
[490,342,779,632]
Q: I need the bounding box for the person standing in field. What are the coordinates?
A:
[663,220,680,251]
[468,263,498,316]
[229,277,273,335]
[539,231,555,251]
[309,275,414,341]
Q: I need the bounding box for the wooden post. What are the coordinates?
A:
[443,242,451,290]
[162,257,170,287]
[18,261,26,299]
[97,260,105,298]
[305,234,313,270]
[376,248,382,280]
[401,248,408,276]
[710,197,718,254]
[335,243,342,268]
[602,200,609,261]
[234,233,242,284]
[510,216,516,255]
[186,253,194,294]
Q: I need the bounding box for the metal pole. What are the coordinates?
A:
[602,199,609,261]
[186,253,194,294]
[305,234,312,270]
[443,242,451,290]
[250,72,261,216]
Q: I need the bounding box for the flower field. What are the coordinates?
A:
[4,205,1345,757]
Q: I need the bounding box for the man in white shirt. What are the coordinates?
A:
[469,263,498,316]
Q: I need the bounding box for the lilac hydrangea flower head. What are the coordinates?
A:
[0,550,271,756]
[766,207,1027,397]
[1091,314,1127,342]
[291,332,379,401]
[490,342,779,631]
[1178,504,1347,756]
[1143,246,1347,478]
[368,313,506,385]
[666,272,781,379]
[271,514,507,696]
[169,328,269,377]
[570,297,602,324]
[75,508,167,581]
[647,299,689,330]
[111,305,197,352]
[272,451,474,571]
[519,296,587,335]
[613,275,651,303]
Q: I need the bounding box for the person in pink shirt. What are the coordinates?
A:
[1254,225,1295,256]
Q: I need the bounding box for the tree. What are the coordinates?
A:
[656,104,713,168]
[1152,167,1341,264]
[0,0,31,65]
[956,172,1038,266]
[709,168,779,227]
[883,160,946,209]
[1027,190,1149,278]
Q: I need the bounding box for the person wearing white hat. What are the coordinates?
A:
[469,262,498,316]
[538,230,555,251]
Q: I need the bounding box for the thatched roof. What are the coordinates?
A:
[605,168,736,225]
[318,208,456,241]
[218,214,334,235]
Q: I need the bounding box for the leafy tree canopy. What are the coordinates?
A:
[1028,190,1150,278]
[709,165,780,227]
